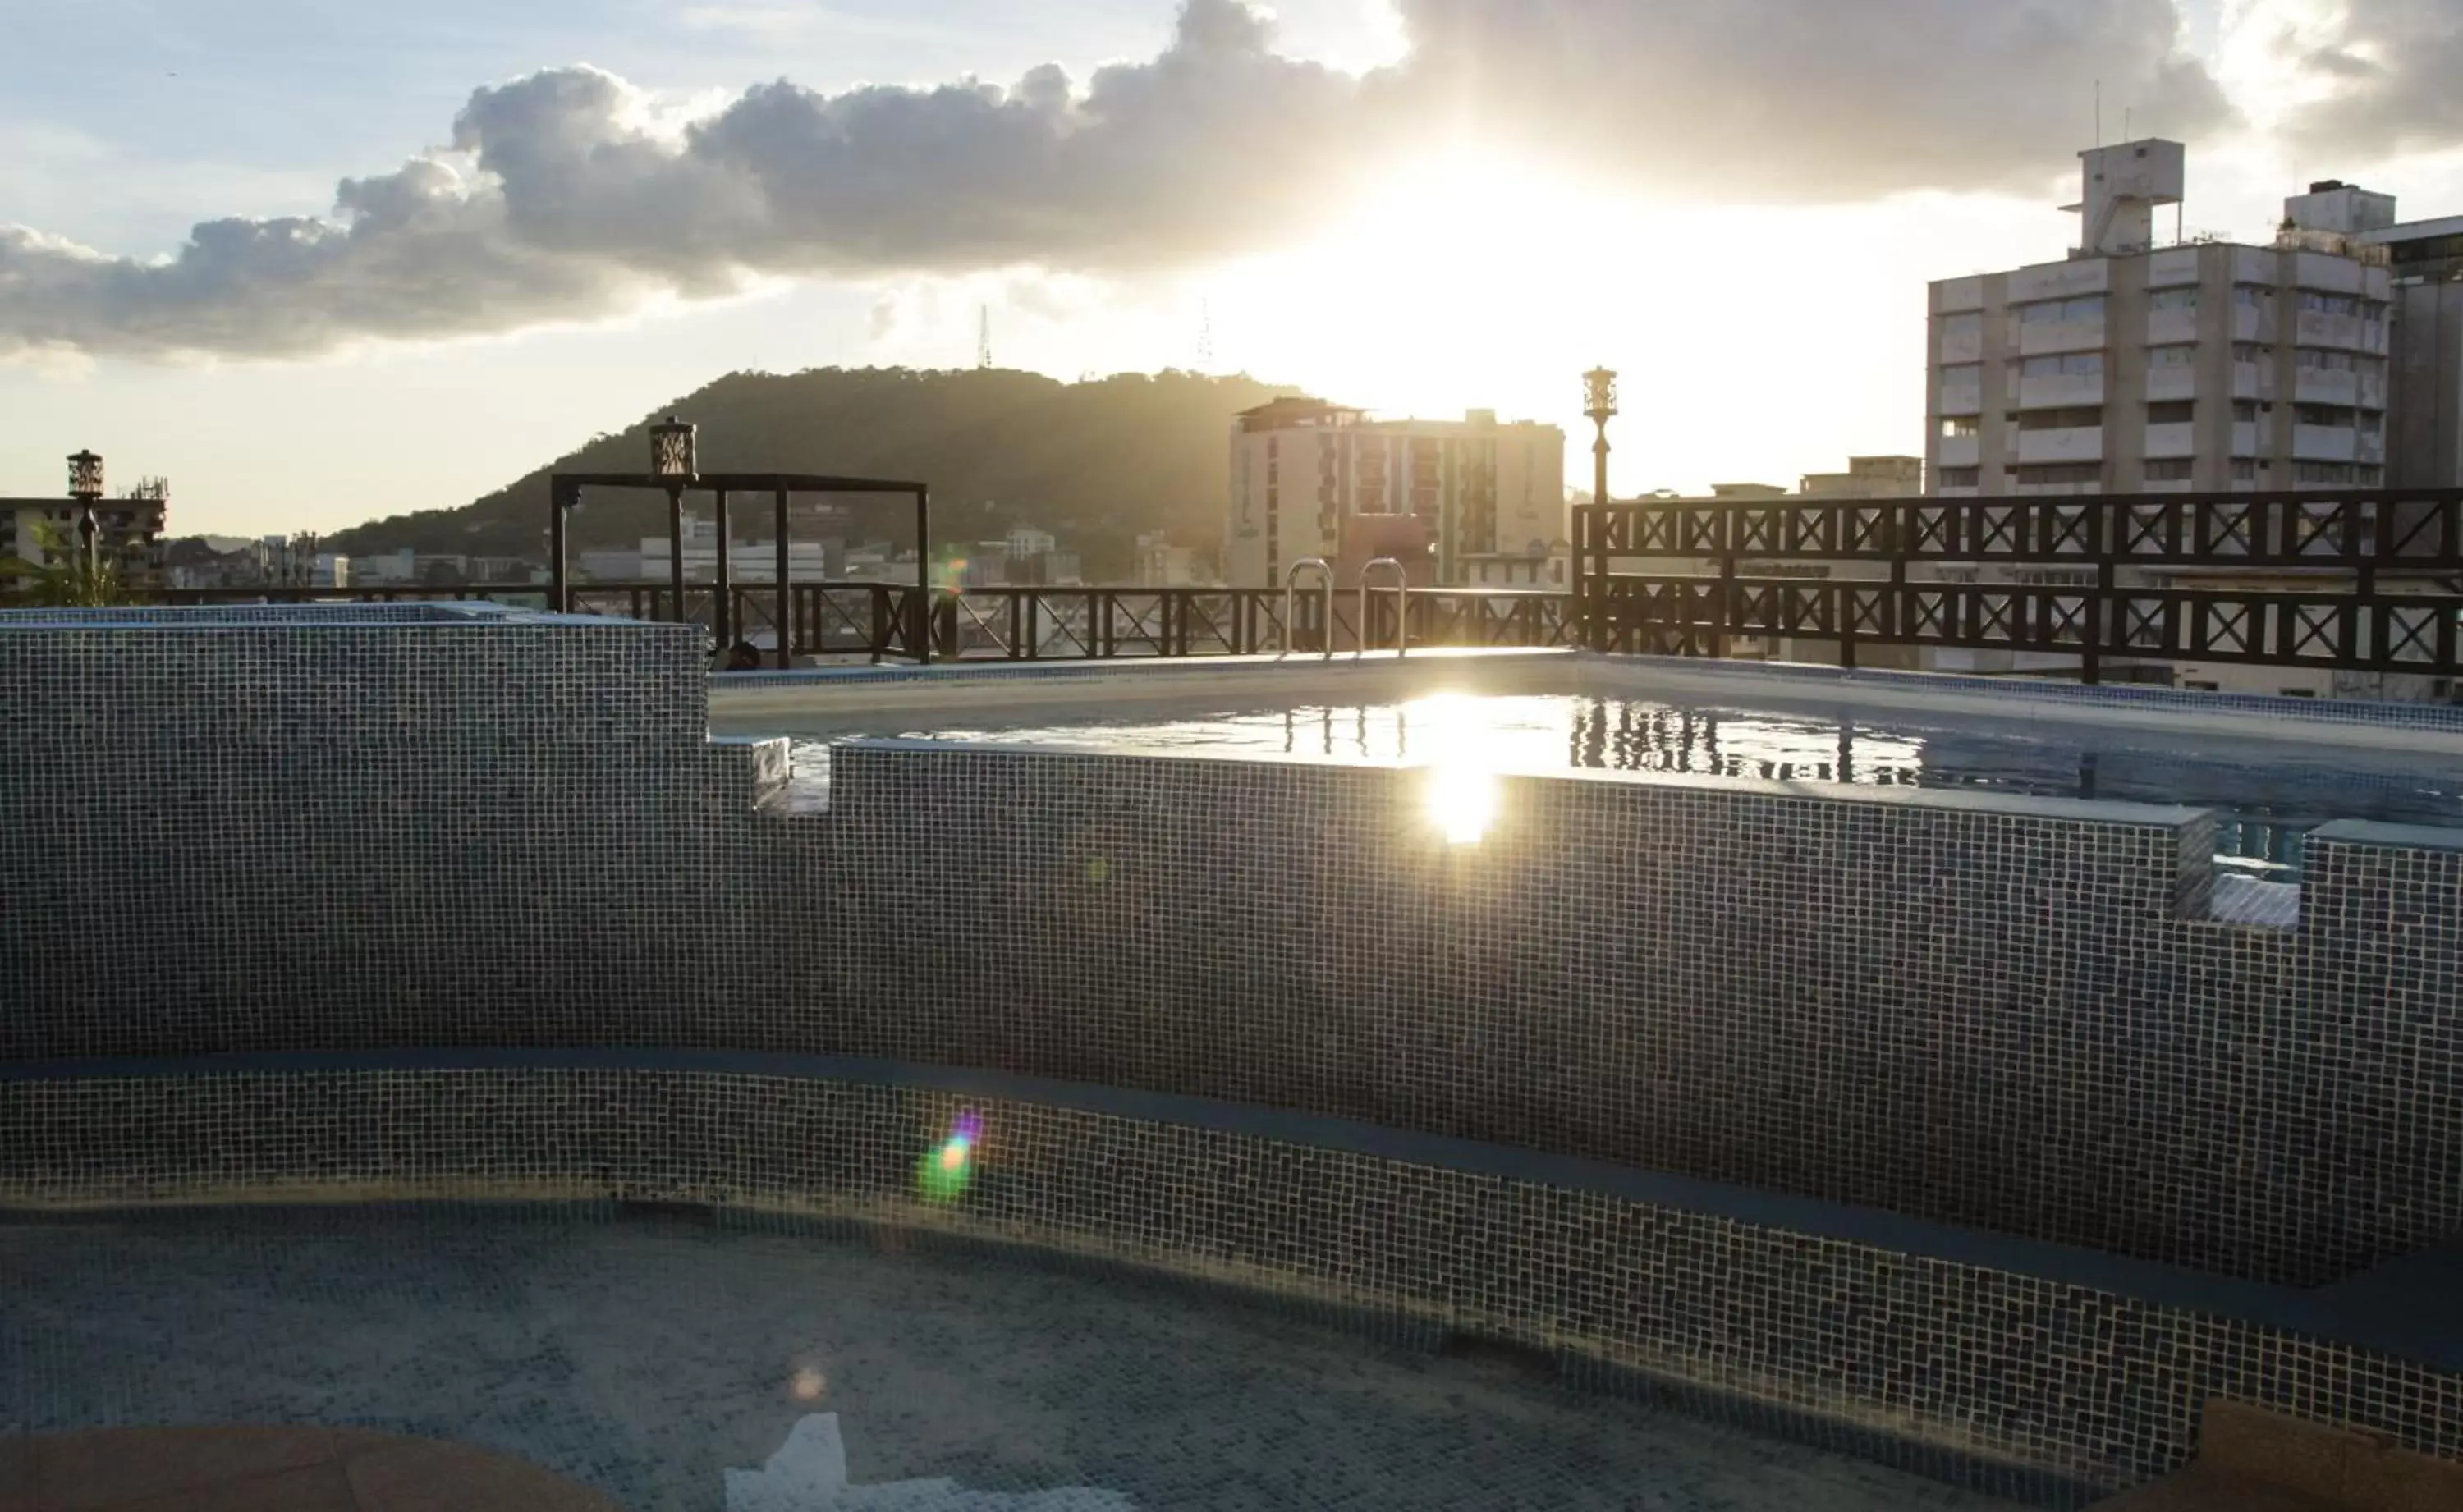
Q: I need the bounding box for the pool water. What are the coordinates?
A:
[1,1207,2022,1512]
[784,692,2463,879]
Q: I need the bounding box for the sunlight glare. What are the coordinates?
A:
[1427,763,1499,845]
[1410,693,1507,845]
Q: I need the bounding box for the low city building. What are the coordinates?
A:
[1132,532,1207,588]
[1,478,168,592]
[1224,399,1566,589]
[1636,458,1928,668]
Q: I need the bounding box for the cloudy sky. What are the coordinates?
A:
[3,0,2461,535]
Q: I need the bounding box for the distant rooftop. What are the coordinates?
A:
[1236,396,1555,435]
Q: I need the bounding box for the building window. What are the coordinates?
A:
[2233,343,2268,364]
[2230,459,2260,483]
[2149,287,2200,311]
[2281,688,2317,698]
[2294,462,2356,484]
[1939,415,1980,438]
[2148,401,2195,424]
[2232,401,2266,422]
[2149,344,2198,369]
[1942,312,1983,341]
[2295,348,2358,372]
[2015,353,2103,379]
[2358,465,2384,485]
[2018,295,2107,324]
[2016,406,2102,431]
[1938,466,1981,488]
[2294,403,2355,427]
[2297,291,2360,316]
[2233,285,2271,307]
[2144,460,2196,482]
[2012,464,2101,486]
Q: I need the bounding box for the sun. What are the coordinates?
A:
[1205,145,1643,427]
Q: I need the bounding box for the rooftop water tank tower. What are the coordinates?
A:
[2064,140,2186,257]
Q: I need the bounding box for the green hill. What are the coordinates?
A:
[324,366,1299,581]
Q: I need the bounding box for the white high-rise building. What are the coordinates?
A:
[1224,400,1566,589]
[2366,211,2463,488]
[1927,141,2395,498]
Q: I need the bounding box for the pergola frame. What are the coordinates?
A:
[548,471,932,667]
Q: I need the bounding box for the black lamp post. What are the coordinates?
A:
[649,416,696,625]
[67,449,103,581]
[1582,369,1617,511]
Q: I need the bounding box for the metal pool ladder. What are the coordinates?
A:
[1358,557,1407,657]
[1282,557,1334,658]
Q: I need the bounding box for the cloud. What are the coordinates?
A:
[2273,0,2463,160]
[1389,0,2233,199]
[2,0,2232,363]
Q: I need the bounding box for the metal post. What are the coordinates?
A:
[1360,557,1408,656]
[549,480,571,613]
[666,484,686,626]
[915,486,932,666]
[713,488,733,652]
[1593,431,1610,525]
[1713,502,1735,661]
[773,488,791,669]
[76,506,99,585]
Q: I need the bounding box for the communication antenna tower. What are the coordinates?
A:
[1197,299,1214,372]
[978,306,992,369]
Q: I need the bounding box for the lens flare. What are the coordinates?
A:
[915,1110,982,1203]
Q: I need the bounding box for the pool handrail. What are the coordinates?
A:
[1282,557,1335,659]
[1359,558,1408,658]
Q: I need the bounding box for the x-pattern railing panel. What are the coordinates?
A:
[2197,502,2257,559]
[1572,489,2463,676]
[1973,505,2024,558]
[2383,603,2444,665]
[1574,489,2463,568]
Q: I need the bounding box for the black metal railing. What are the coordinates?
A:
[1573,489,2463,681]
[146,582,1575,662]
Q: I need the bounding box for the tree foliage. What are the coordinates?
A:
[0,519,139,607]
[323,366,1298,581]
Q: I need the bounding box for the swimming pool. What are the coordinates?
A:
[732,664,2463,881]
[1,1205,2021,1512]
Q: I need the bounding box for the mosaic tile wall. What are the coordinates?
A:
[2,1061,2458,1501]
[821,745,2463,1288]
[5,613,2462,1288]
[0,614,803,1055]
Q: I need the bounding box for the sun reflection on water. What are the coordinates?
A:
[1407,693,1509,845]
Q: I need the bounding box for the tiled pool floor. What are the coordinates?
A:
[0,1208,2020,1511]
